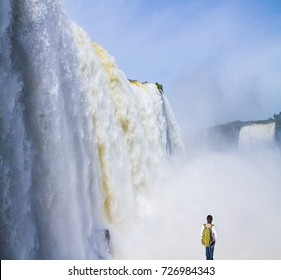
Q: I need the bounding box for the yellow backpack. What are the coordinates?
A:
[201,224,213,247]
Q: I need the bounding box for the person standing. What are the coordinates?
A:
[201,215,218,260]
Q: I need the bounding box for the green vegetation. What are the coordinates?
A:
[208,113,280,151]
[128,79,148,84]
[128,80,164,94]
[274,112,281,145]
[155,82,163,94]
[128,79,139,83]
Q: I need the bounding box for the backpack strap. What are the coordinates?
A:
[204,223,213,229]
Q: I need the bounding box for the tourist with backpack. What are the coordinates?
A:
[201,215,218,260]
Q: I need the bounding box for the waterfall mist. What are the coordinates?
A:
[0,0,182,259]
[114,142,281,259]
[1,0,280,260]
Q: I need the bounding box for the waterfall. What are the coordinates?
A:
[0,0,183,259]
[238,122,276,147]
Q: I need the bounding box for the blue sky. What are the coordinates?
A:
[64,0,281,133]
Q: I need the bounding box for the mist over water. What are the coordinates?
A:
[114,135,281,260]
[0,0,182,259]
[64,0,281,260]
[1,0,281,260]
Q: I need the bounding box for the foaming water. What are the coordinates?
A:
[239,122,275,147]
[114,147,281,259]
[2,0,279,261]
[0,0,182,259]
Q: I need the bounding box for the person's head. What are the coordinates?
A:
[206,215,213,224]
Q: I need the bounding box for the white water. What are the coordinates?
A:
[0,0,182,259]
[116,149,281,260]
[239,122,275,147]
[2,0,281,261]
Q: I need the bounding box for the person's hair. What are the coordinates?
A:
[207,215,213,224]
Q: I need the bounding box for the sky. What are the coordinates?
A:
[63,0,281,135]
[62,1,281,260]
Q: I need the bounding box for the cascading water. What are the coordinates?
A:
[238,122,276,147]
[0,0,183,259]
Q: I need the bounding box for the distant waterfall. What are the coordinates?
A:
[0,0,183,259]
[238,123,276,147]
